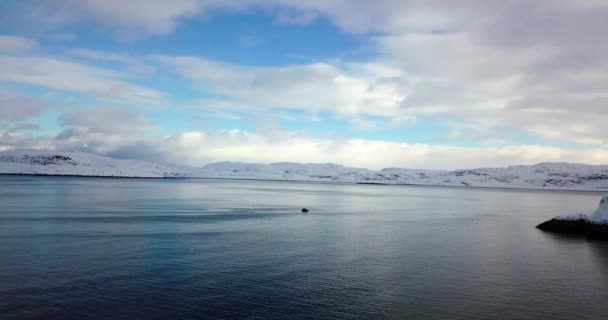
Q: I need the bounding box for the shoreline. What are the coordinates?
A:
[1,173,605,193]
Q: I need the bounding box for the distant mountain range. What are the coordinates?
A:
[2,149,608,191]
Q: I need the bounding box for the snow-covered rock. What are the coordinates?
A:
[590,194,608,222]
[537,194,608,239]
[555,213,589,221]
[555,194,608,223]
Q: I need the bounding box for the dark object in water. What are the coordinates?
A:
[301,208,309,213]
[536,218,608,240]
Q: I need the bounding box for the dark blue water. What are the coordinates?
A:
[1,176,608,320]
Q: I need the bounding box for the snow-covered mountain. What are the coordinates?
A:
[190,161,608,190]
[0,149,182,178]
[2,149,608,191]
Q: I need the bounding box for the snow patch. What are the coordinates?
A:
[556,214,589,221]
[590,194,608,222]
[556,194,608,223]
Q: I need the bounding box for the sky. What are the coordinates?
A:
[0,0,607,170]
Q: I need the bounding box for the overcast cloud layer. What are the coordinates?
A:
[0,0,607,169]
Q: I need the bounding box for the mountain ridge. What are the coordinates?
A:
[1,149,608,191]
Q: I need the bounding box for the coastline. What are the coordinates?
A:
[1,173,605,193]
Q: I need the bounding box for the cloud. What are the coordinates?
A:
[261,1,608,147]
[74,0,207,35]
[4,126,608,170]
[144,0,607,146]
[6,123,40,133]
[1,0,607,164]
[0,0,236,37]
[351,115,415,132]
[0,35,37,52]
[154,55,406,117]
[2,0,607,41]
[0,55,164,102]
[69,48,138,64]
[0,88,47,121]
[13,107,161,155]
[148,130,607,170]
[272,9,318,25]
[355,1,608,147]
[69,48,156,75]
[51,33,78,41]
[58,107,158,134]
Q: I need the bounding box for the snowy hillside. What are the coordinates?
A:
[2,149,608,191]
[0,150,182,178]
[190,161,608,190]
[189,162,382,182]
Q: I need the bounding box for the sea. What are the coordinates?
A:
[1,175,607,319]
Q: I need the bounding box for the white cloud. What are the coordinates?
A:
[58,107,158,134]
[69,48,137,63]
[272,9,318,25]
[0,55,163,102]
[1,0,607,162]
[0,0,237,37]
[0,87,47,121]
[80,132,608,169]
[0,35,37,52]
[76,0,206,35]
[154,55,406,117]
[4,126,608,170]
[6,123,40,133]
[69,48,156,75]
[2,107,161,155]
[51,33,78,41]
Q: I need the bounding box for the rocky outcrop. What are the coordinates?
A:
[536,218,608,239]
[537,195,608,240]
